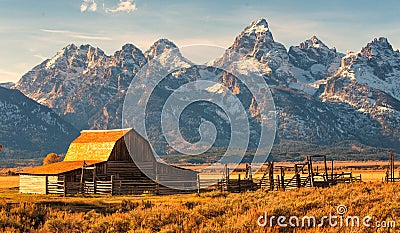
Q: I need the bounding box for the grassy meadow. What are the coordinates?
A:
[0,172,399,233]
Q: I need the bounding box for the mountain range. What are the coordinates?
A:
[2,18,399,164]
[0,86,78,166]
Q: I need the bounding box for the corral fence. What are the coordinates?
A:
[47,176,200,196]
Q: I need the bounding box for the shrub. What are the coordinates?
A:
[44,212,86,233]
[43,153,62,165]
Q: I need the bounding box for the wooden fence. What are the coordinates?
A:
[257,159,362,191]
[217,178,258,192]
[46,178,199,196]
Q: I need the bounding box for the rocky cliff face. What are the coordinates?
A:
[15,43,146,130]
[215,18,294,86]
[287,36,344,95]
[321,37,400,149]
[0,86,78,163]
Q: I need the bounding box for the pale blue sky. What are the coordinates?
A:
[0,0,399,83]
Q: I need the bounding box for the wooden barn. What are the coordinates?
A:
[19,128,198,195]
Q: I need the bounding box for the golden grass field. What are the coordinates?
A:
[0,164,399,233]
[0,176,19,189]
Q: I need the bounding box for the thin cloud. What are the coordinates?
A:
[41,29,72,34]
[40,28,112,41]
[0,68,21,83]
[73,34,112,41]
[106,0,137,13]
[33,54,47,60]
[81,0,97,12]
[0,68,19,77]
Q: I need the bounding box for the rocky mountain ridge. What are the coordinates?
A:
[0,86,78,165]
[11,18,400,159]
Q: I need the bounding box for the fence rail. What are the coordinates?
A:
[46,178,199,195]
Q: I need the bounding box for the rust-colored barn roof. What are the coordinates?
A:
[63,128,131,162]
[72,129,130,143]
[20,160,103,175]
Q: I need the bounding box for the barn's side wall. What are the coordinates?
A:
[106,137,150,180]
[124,130,155,162]
[157,163,197,181]
[19,175,47,194]
[123,130,198,187]
[156,163,198,189]
[124,130,157,179]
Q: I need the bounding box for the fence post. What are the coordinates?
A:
[238,174,241,193]
[93,165,96,194]
[295,165,301,188]
[249,164,252,180]
[155,163,159,195]
[111,175,114,196]
[323,155,329,182]
[155,174,159,195]
[280,167,285,191]
[276,175,280,190]
[63,175,66,197]
[196,173,200,196]
[269,161,274,191]
[226,168,230,192]
[308,156,315,187]
[390,151,395,182]
[45,175,48,195]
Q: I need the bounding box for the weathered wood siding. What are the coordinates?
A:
[107,136,152,180]
[106,161,145,179]
[156,163,197,189]
[123,129,197,186]
[124,129,155,163]
[108,138,132,161]
[157,163,197,181]
[47,175,59,182]
[123,130,157,179]
[19,175,46,194]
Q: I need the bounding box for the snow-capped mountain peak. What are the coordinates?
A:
[145,39,179,60]
[288,36,344,94]
[242,18,273,38]
[230,18,276,53]
[121,43,142,53]
[215,18,294,85]
[300,36,329,50]
[114,43,146,68]
[145,38,192,68]
[360,37,394,59]
[45,43,105,70]
[328,37,400,101]
[322,37,400,142]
